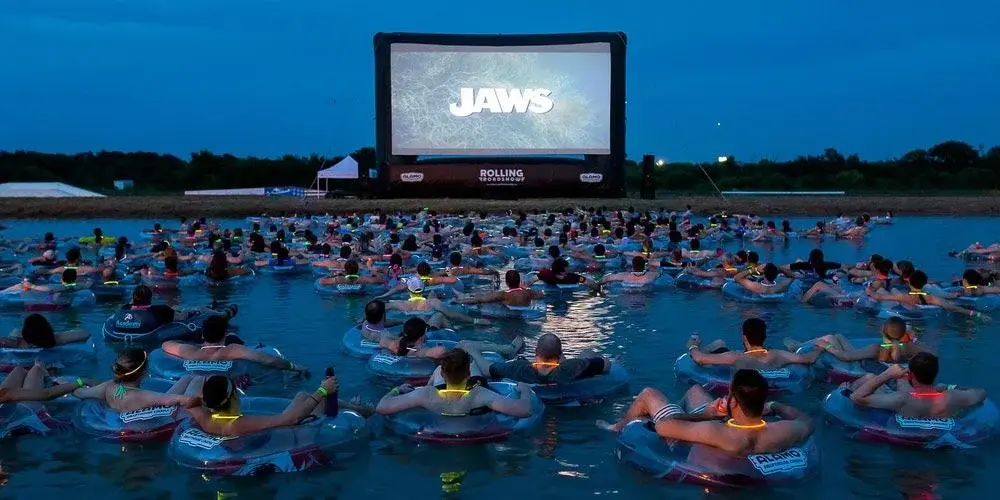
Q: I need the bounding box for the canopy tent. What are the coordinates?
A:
[313,155,359,193]
[0,182,105,197]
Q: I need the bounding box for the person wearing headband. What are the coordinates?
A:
[381,277,488,329]
[72,347,201,412]
[186,372,341,437]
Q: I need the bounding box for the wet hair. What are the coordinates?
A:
[449,252,463,266]
[339,245,352,259]
[909,270,929,289]
[963,269,984,287]
[742,318,767,346]
[874,259,893,276]
[909,352,939,385]
[552,258,569,274]
[808,249,824,265]
[689,238,701,251]
[896,260,915,279]
[735,250,748,263]
[730,369,768,417]
[202,315,229,343]
[632,256,646,272]
[131,284,153,306]
[440,348,472,386]
[344,260,360,275]
[883,317,907,338]
[547,245,561,259]
[402,235,419,252]
[66,247,81,263]
[397,318,428,356]
[44,232,54,242]
[416,261,431,276]
[365,300,386,323]
[113,348,148,383]
[763,263,779,282]
[535,333,562,362]
[202,375,235,411]
[389,253,403,267]
[21,313,56,349]
[747,251,760,265]
[505,270,521,289]
[61,268,77,284]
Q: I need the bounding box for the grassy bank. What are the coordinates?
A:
[1,195,999,219]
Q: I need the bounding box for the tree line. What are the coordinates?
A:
[1,140,998,194]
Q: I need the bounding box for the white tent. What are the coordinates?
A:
[314,156,359,192]
[0,182,105,198]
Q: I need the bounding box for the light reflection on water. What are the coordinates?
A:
[1,217,999,499]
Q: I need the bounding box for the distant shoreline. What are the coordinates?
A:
[1,195,999,219]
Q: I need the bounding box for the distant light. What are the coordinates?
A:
[655,159,665,167]
[716,122,722,127]
[717,156,730,163]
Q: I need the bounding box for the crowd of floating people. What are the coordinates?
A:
[0,207,996,487]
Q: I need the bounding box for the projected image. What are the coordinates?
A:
[389,44,612,156]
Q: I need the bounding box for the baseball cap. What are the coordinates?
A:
[406,276,424,293]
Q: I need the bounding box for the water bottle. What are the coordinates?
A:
[324,367,339,417]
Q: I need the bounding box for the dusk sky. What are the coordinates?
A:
[1,0,998,162]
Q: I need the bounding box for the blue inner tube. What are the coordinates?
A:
[70,378,183,443]
[313,279,387,297]
[674,353,810,395]
[795,338,896,383]
[606,274,675,294]
[464,301,547,320]
[0,338,97,371]
[530,363,629,407]
[382,381,543,445]
[341,326,457,358]
[102,310,223,344]
[0,402,60,439]
[367,341,504,382]
[876,304,942,321]
[168,398,368,476]
[721,281,798,303]
[616,420,820,488]
[821,387,999,448]
[0,289,97,310]
[147,344,285,387]
[674,273,724,291]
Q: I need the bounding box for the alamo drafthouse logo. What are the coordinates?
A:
[400,172,424,183]
[479,168,525,184]
[580,172,604,183]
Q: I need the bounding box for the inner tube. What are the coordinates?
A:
[795,338,896,383]
[168,398,368,476]
[464,301,546,320]
[876,304,942,322]
[605,274,675,294]
[821,387,999,448]
[102,308,230,344]
[0,402,62,440]
[531,363,629,407]
[674,353,810,395]
[674,273,724,291]
[616,420,820,487]
[0,338,97,372]
[71,378,184,443]
[721,281,798,303]
[148,343,285,388]
[0,288,97,311]
[341,325,457,358]
[367,341,504,382]
[313,279,386,297]
[382,381,543,445]
[141,273,207,291]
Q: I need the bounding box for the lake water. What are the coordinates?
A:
[0,216,997,499]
